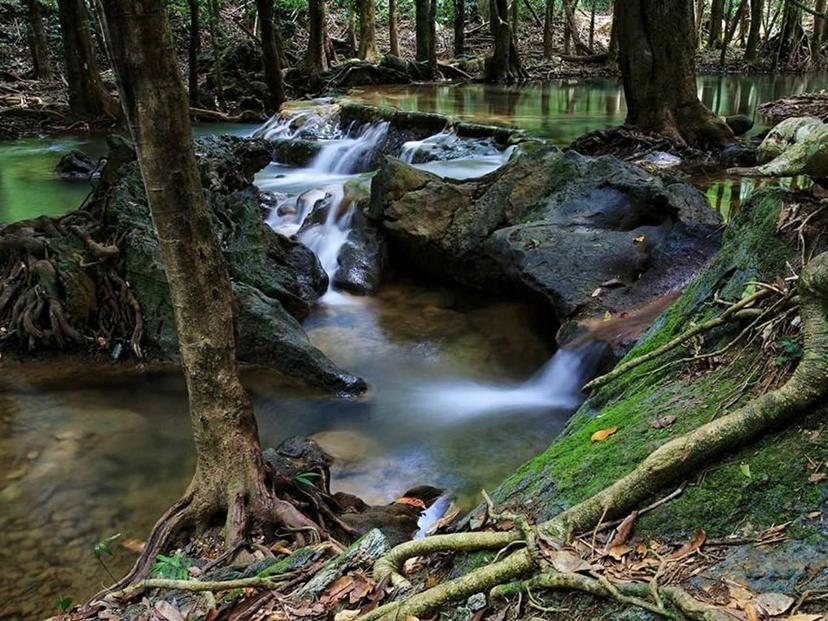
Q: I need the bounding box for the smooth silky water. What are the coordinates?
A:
[1,74,825,619]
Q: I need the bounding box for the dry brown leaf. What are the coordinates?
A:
[808,472,827,483]
[805,511,822,519]
[670,529,706,559]
[745,602,770,621]
[321,575,355,604]
[591,426,618,442]
[547,549,593,573]
[781,615,824,621]
[348,574,374,604]
[396,496,427,509]
[754,593,794,616]
[154,602,185,621]
[121,538,146,554]
[608,544,633,560]
[728,583,754,608]
[607,511,638,549]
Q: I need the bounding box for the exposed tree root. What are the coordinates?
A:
[359,251,828,621]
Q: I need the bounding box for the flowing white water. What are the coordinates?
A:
[400,128,461,163]
[410,345,603,421]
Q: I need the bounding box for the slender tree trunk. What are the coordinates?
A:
[390,0,400,55]
[543,0,555,59]
[563,0,572,53]
[347,2,358,56]
[744,0,763,61]
[709,0,724,47]
[255,0,285,111]
[487,0,522,80]
[188,0,200,107]
[428,0,437,69]
[694,0,705,48]
[616,0,734,147]
[589,0,596,50]
[25,0,52,79]
[416,0,430,61]
[812,0,826,62]
[56,0,118,118]
[454,0,465,56]
[510,0,519,37]
[96,0,275,546]
[305,0,329,76]
[358,0,379,62]
[719,0,748,66]
[207,0,226,109]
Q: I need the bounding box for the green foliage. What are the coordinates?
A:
[151,552,192,580]
[295,471,320,487]
[776,336,803,367]
[55,596,73,613]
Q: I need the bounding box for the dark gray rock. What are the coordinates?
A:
[333,210,388,294]
[726,113,755,136]
[55,150,97,179]
[720,143,759,168]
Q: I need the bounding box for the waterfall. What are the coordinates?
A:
[311,122,390,174]
[399,128,460,164]
[410,343,605,420]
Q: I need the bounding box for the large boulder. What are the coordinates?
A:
[373,148,721,337]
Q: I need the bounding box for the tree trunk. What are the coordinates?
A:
[96,0,276,547]
[390,0,400,55]
[543,0,555,59]
[56,0,118,118]
[428,0,437,69]
[25,0,52,79]
[563,0,572,53]
[255,0,285,111]
[510,0,519,37]
[358,0,379,62]
[709,0,724,47]
[416,0,430,61]
[347,3,358,56]
[589,0,596,50]
[305,0,329,77]
[616,0,734,147]
[207,0,226,109]
[812,0,826,62]
[454,0,465,57]
[719,0,748,66]
[486,0,523,81]
[188,0,200,107]
[744,0,763,62]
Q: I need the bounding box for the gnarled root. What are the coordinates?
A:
[361,251,828,621]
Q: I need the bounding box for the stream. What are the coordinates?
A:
[0,73,825,620]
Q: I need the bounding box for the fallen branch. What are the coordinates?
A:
[106,574,295,600]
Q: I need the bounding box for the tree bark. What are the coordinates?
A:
[188,0,200,107]
[486,0,523,81]
[305,0,330,77]
[694,0,705,48]
[543,0,555,59]
[709,0,724,47]
[812,0,826,62]
[744,0,763,61]
[56,0,118,118]
[416,0,430,61]
[428,0,437,69]
[616,0,734,147]
[390,0,400,55]
[207,0,226,109]
[25,0,52,79]
[454,0,465,56]
[589,0,596,50]
[255,0,286,111]
[358,0,379,62]
[96,0,274,545]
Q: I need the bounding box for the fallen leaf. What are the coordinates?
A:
[120,538,145,554]
[603,311,612,321]
[745,601,769,621]
[608,544,632,560]
[805,511,822,519]
[808,472,826,483]
[546,549,593,573]
[396,496,427,510]
[669,529,706,559]
[754,593,794,616]
[591,426,618,442]
[652,415,677,429]
[606,511,638,550]
[154,601,185,621]
[335,611,361,621]
[321,575,355,604]
[781,615,824,621]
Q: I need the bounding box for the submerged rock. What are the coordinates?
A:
[373,148,721,331]
[55,149,97,179]
[725,113,754,136]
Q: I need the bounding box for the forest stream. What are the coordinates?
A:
[0,73,824,620]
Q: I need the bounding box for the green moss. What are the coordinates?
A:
[493,187,828,540]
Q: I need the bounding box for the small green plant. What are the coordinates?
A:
[295,471,320,487]
[222,587,244,602]
[93,534,120,582]
[56,595,73,613]
[151,552,192,579]
[776,337,803,367]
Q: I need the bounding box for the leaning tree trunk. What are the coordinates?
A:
[454,0,465,57]
[358,0,379,62]
[96,0,279,549]
[188,0,200,107]
[305,0,329,79]
[389,0,400,55]
[25,0,52,79]
[415,0,430,61]
[616,0,734,147]
[744,0,763,62]
[255,0,286,111]
[709,0,724,47]
[56,0,118,118]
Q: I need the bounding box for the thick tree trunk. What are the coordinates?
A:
[416,0,430,61]
[486,0,523,81]
[25,0,52,79]
[256,0,286,111]
[305,0,330,77]
[709,0,724,47]
[188,0,200,107]
[812,0,826,62]
[358,0,379,62]
[389,0,400,55]
[744,0,763,62]
[96,0,273,544]
[56,0,118,118]
[454,0,465,57]
[616,0,734,147]
[543,0,555,59]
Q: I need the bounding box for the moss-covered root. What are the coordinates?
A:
[359,251,828,621]
[543,251,828,541]
[491,574,733,621]
[373,531,523,588]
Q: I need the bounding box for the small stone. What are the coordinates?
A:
[466,593,487,611]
